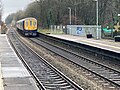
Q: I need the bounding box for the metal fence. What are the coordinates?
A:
[50,25,65,34]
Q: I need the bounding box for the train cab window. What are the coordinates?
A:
[30,21,32,26]
[33,22,36,26]
[26,22,28,26]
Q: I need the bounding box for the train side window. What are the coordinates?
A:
[30,21,32,26]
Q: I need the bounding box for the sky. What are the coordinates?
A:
[2,0,33,21]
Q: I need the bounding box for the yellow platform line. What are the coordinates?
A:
[0,62,4,90]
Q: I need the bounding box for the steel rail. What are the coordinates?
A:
[28,37,120,89]
[8,28,84,90]
[7,30,46,90]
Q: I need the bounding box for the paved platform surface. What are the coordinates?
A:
[0,34,39,90]
[49,34,120,53]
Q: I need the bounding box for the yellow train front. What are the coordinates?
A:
[16,17,38,36]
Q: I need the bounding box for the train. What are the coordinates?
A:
[16,17,38,36]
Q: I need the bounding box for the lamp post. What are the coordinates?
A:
[74,1,81,25]
[74,0,77,25]
[68,7,71,25]
[94,0,99,39]
[68,7,72,34]
[75,7,77,24]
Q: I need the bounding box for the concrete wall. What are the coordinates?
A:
[67,25,101,39]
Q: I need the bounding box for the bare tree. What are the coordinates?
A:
[5,0,120,28]
[0,0,2,24]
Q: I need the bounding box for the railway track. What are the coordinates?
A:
[28,36,120,90]
[7,29,84,90]
[38,33,120,70]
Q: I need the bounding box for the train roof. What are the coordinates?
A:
[16,17,37,23]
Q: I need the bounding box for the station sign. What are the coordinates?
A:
[76,27,82,34]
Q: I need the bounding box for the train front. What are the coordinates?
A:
[24,18,37,36]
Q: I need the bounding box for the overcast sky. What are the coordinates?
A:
[2,0,33,21]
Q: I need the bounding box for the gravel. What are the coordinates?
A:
[20,36,111,90]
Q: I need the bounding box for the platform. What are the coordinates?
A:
[0,34,39,90]
[49,34,120,53]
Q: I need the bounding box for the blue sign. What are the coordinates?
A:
[76,27,82,34]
